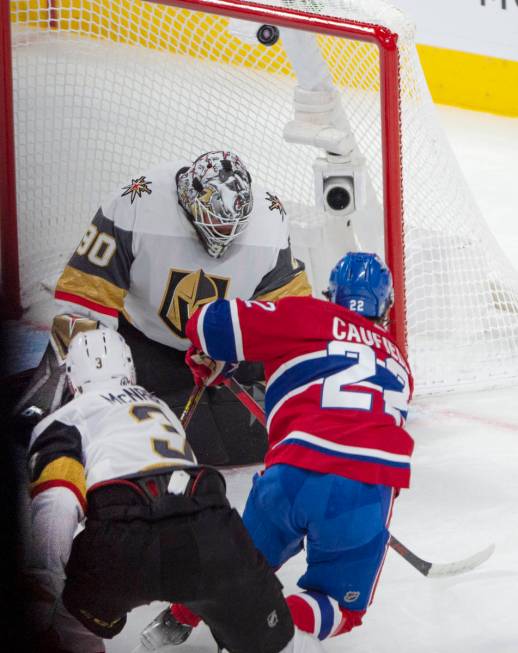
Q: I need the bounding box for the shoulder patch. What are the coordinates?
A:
[121,176,152,203]
[265,192,286,220]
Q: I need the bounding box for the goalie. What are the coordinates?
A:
[15,150,311,464]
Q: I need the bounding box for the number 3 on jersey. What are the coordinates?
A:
[321,341,410,426]
[130,403,196,463]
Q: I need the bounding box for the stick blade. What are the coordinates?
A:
[426,543,496,578]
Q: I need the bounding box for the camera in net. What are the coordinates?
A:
[323,176,355,215]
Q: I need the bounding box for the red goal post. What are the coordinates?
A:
[1,0,21,320]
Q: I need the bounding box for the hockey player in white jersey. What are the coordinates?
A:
[24,328,297,653]
[16,151,311,466]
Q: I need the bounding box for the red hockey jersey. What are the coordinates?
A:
[187,296,414,488]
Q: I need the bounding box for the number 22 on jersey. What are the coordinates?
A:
[321,341,410,426]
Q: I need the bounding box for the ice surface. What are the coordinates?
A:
[105,386,518,653]
[9,91,516,651]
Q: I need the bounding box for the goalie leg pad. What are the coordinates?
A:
[13,314,99,420]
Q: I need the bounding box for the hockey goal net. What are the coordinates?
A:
[3,0,518,394]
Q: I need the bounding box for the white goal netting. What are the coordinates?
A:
[8,0,518,393]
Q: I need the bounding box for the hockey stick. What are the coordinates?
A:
[388,535,496,578]
[223,377,265,425]
[224,377,496,578]
[180,383,206,429]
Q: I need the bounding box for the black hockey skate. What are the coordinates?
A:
[140,607,193,650]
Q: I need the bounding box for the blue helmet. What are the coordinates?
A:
[326,252,393,318]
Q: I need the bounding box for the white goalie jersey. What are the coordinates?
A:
[54,160,311,350]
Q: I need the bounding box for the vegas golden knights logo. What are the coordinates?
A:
[159,268,230,338]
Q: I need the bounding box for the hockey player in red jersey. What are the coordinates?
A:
[162,252,414,644]
[24,328,301,653]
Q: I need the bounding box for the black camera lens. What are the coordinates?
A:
[326,186,351,211]
[256,25,280,46]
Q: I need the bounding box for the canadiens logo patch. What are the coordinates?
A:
[265,192,286,220]
[159,268,230,338]
[121,176,152,203]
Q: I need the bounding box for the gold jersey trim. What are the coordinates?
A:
[56,265,126,312]
[254,270,312,301]
[30,456,87,506]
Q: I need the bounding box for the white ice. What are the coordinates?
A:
[103,106,518,653]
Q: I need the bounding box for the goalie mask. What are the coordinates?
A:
[66,328,136,394]
[176,151,253,258]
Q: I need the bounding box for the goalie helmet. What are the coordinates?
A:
[326,252,394,319]
[176,151,253,258]
[66,328,136,394]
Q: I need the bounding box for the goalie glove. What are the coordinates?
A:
[13,314,99,421]
[185,346,238,387]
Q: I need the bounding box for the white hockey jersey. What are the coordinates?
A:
[55,160,311,350]
[26,382,194,651]
[28,380,197,511]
